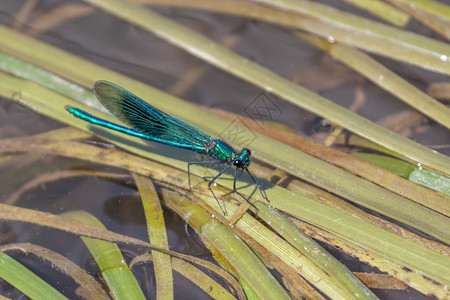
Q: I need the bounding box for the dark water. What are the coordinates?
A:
[0,0,448,299]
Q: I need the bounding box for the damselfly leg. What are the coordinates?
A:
[187,161,266,215]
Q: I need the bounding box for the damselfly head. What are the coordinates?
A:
[234,148,251,168]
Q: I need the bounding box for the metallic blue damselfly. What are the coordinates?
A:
[65,81,267,215]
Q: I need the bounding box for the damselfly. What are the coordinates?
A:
[65,81,266,214]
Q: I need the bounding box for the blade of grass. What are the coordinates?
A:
[132,174,174,300]
[409,169,450,196]
[0,53,100,111]
[341,0,410,26]
[387,0,450,19]
[385,0,450,39]
[354,153,450,196]
[239,278,260,300]
[61,211,146,300]
[351,153,416,178]
[0,251,68,300]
